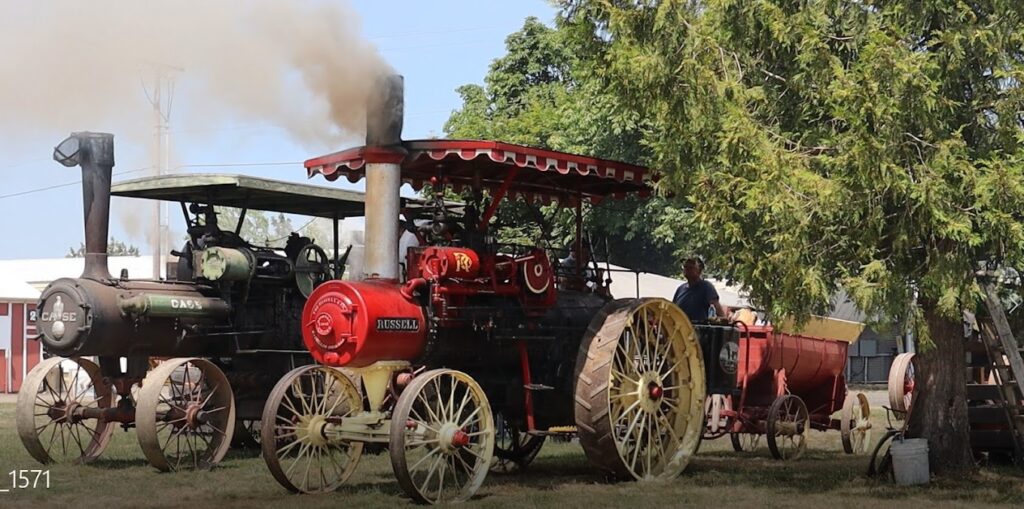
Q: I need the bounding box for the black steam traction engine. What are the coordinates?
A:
[18,131,369,471]
[256,77,710,503]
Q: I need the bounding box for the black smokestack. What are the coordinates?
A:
[54,132,114,280]
[365,74,403,147]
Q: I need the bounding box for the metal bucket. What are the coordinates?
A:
[891,438,929,485]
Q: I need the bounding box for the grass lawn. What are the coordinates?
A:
[0,391,1022,508]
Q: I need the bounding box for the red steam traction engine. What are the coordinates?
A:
[258,76,708,503]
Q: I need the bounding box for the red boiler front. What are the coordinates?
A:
[302,279,427,368]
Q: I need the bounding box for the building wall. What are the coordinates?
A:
[0,301,40,393]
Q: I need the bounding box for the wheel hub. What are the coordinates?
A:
[297,414,330,447]
[184,404,202,429]
[638,371,664,413]
[438,423,469,453]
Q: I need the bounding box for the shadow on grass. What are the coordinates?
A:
[87,457,151,469]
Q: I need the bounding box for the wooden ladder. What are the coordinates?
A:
[975,276,1024,462]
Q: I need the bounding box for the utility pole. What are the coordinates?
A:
[142,65,180,279]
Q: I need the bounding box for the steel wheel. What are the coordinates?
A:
[888,353,915,419]
[261,365,364,493]
[136,357,235,471]
[574,298,706,481]
[729,432,760,452]
[703,394,731,439]
[17,357,115,464]
[390,369,495,504]
[841,392,872,454]
[491,412,545,474]
[232,419,262,448]
[766,394,809,461]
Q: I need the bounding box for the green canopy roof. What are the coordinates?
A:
[111,173,366,219]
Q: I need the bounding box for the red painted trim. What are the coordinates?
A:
[518,340,536,432]
[11,303,23,392]
[0,349,6,393]
[0,302,8,316]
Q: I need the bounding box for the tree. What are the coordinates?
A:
[560,0,1024,473]
[445,17,689,276]
[214,208,295,245]
[66,237,140,257]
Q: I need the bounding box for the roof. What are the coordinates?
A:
[0,256,165,289]
[111,173,366,219]
[0,273,40,301]
[305,139,655,204]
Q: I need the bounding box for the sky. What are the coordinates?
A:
[0,0,557,260]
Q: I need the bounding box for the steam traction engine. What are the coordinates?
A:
[258,77,708,503]
[19,132,365,471]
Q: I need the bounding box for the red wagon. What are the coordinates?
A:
[702,317,873,459]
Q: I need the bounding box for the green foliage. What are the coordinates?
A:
[66,237,140,257]
[559,1,1024,335]
[445,17,686,274]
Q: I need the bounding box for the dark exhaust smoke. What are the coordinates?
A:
[54,132,115,280]
[365,74,404,147]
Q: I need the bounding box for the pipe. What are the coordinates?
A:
[54,132,115,281]
[363,74,405,280]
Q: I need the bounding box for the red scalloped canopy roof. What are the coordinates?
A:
[304,139,654,204]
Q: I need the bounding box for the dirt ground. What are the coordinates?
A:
[0,389,1022,508]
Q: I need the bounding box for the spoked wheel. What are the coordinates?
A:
[766,394,809,461]
[390,368,495,504]
[730,432,761,452]
[574,298,706,481]
[136,357,235,471]
[841,392,872,454]
[888,353,915,419]
[17,357,115,464]
[261,365,364,493]
[491,413,545,474]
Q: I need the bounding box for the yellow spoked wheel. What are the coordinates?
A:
[766,394,809,461]
[16,357,115,464]
[136,357,235,471]
[260,365,364,494]
[841,392,872,454]
[389,369,495,504]
[574,298,706,481]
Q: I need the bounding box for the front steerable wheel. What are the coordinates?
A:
[17,357,115,464]
[136,357,235,471]
[261,365,364,493]
[730,432,760,452]
[574,298,706,480]
[766,394,809,461]
[390,369,495,504]
[491,412,545,473]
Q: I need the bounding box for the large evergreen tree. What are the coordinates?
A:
[561,0,1024,473]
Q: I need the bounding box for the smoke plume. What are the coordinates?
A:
[0,0,391,146]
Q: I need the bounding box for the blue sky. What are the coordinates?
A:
[0,1,556,259]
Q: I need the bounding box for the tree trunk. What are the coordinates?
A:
[905,299,975,475]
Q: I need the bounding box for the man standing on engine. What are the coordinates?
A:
[672,256,728,322]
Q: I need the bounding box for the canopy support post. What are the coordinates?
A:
[477,166,520,232]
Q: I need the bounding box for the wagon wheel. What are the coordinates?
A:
[491,412,545,474]
[390,368,495,504]
[766,394,809,461]
[888,353,915,419]
[574,298,706,481]
[260,365,364,493]
[841,392,872,454]
[136,358,235,471]
[729,432,761,452]
[16,357,115,464]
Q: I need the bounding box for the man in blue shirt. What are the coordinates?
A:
[672,256,727,323]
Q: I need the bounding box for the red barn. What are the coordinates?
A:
[0,275,40,393]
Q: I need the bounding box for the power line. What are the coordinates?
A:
[174,161,302,169]
[0,166,152,200]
